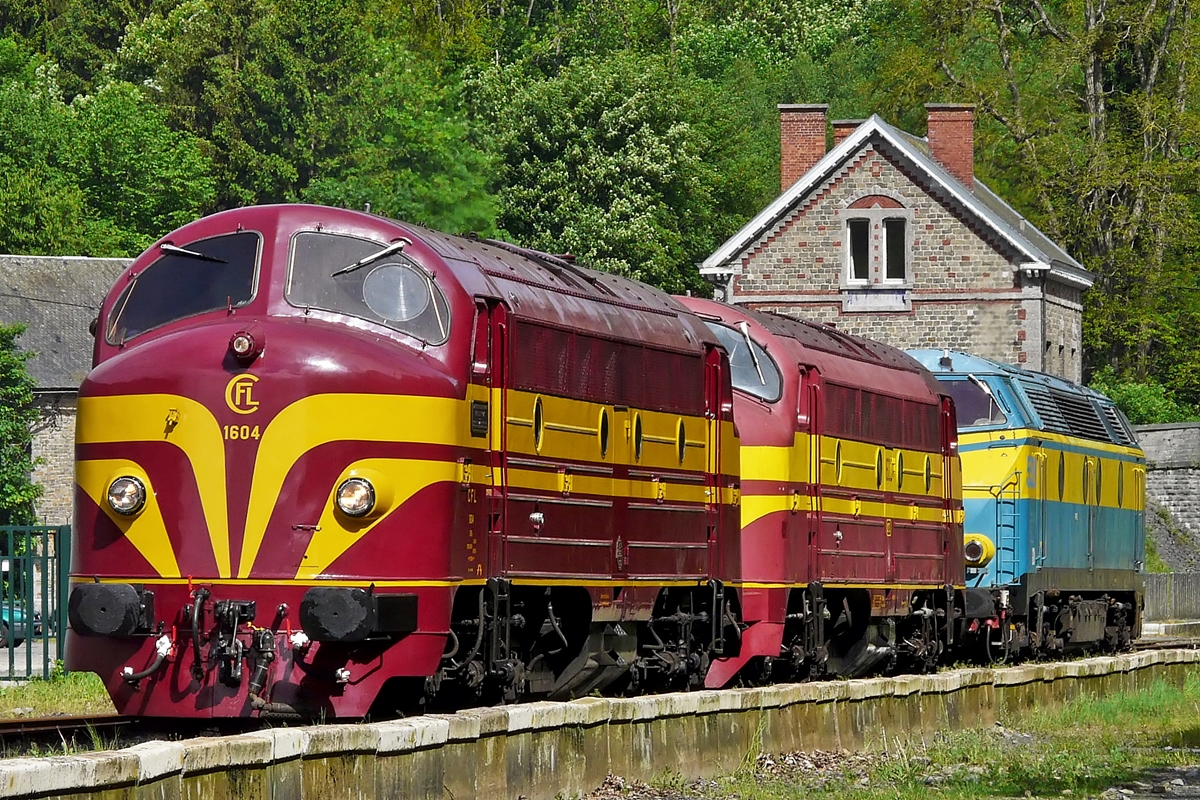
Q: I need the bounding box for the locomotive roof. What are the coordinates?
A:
[680,298,944,401]
[129,204,714,356]
[909,349,1101,397]
[399,224,715,355]
[908,349,1138,447]
[750,311,925,373]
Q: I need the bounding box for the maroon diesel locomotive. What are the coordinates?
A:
[677,299,963,685]
[67,204,962,718]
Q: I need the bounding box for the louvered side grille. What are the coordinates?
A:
[823,383,940,450]
[1019,381,1071,434]
[1050,388,1111,440]
[1101,405,1135,445]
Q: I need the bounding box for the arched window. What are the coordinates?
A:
[840,195,913,289]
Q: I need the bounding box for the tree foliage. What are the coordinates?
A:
[864,0,1200,393]
[0,0,1199,397]
[301,39,496,234]
[1089,368,1199,426]
[0,326,40,526]
[0,37,213,256]
[473,53,750,292]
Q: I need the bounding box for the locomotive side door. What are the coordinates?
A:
[472,299,510,578]
[940,397,961,586]
[803,368,825,583]
[1084,455,1097,572]
[704,344,729,578]
[795,366,819,585]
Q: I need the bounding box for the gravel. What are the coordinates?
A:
[580,747,1200,800]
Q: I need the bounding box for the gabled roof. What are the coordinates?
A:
[0,256,129,390]
[701,114,1092,290]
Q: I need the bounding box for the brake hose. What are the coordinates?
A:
[191,588,209,681]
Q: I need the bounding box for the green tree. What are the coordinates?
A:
[301,39,495,234]
[0,38,212,255]
[0,38,87,255]
[64,81,215,254]
[1089,367,1199,426]
[473,52,765,292]
[118,0,373,208]
[0,0,155,98]
[0,326,40,526]
[865,0,1200,394]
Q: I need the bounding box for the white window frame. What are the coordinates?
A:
[846,218,871,286]
[882,217,908,284]
[837,204,914,290]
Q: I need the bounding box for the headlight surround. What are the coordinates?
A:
[336,478,375,518]
[963,533,996,568]
[964,539,984,562]
[107,476,147,516]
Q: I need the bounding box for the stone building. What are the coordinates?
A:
[700,104,1092,381]
[1,255,129,525]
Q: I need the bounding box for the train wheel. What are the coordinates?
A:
[896,604,941,674]
[823,591,891,677]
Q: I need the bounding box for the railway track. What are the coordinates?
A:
[1134,637,1200,651]
[0,713,126,738]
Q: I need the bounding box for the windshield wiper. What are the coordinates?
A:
[331,237,413,277]
[738,321,767,385]
[160,243,227,263]
[968,373,999,420]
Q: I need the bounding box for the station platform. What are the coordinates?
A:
[1143,620,1200,637]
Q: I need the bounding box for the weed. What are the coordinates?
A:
[651,767,688,792]
[695,670,1200,800]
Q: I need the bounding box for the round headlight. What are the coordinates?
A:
[228,330,262,362]
[963,533,996,568]
[107,476,147,516]
[336,478,375,517]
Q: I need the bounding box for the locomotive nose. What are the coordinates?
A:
[75,316,459,584]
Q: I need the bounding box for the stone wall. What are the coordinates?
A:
[751,298,1025,367]
[1135,423,1200,543]
[29,394,76,526]
[1043,281,1083,383]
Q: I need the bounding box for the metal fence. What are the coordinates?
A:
[1144,573,1200,621]
[0,526,70,680]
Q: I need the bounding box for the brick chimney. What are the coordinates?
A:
[832,119,863,146]
[925,103,975,189]
[779,104,828,192]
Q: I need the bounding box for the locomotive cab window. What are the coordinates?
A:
[287,231,450,344]
[942,377,1008,428]
[105,232,260,344]
[702,322,782,402]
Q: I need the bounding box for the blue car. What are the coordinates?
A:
[0,604,41,648]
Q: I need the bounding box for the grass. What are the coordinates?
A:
[0,669,113,719]
[709,672,1200,799]
[1146,533,1172,573]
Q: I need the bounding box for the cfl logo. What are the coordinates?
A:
[225,374,260,415]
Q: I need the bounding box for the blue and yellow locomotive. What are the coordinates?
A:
[909,351,1145,660]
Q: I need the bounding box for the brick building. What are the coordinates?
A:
[1,255,129,525]
[700,104,1092,381]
